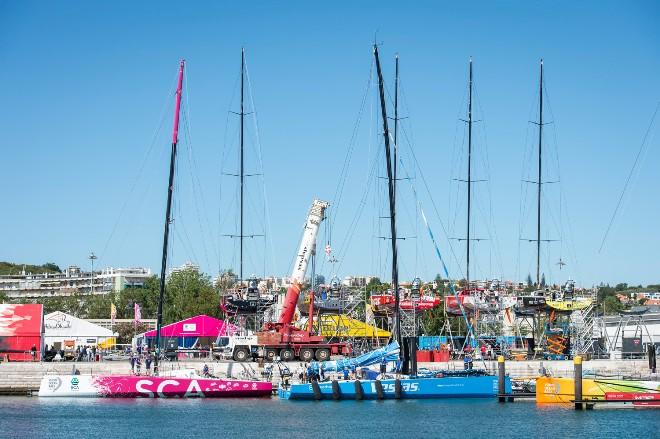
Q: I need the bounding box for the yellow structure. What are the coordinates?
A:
[546,298,593,312]
[314,314,390,338]
[97,337,116,349]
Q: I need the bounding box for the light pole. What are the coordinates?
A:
[89,252,97,294]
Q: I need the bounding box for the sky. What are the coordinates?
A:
[1,1,659,287]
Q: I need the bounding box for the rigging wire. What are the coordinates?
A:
[98,68,179,263]
[599,101,660,253]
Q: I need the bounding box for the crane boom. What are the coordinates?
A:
[278,199,329,325]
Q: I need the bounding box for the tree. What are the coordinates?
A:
[540,273,546,288]
[526,274,533,287]
[0,291,7,303]
[603,296,623,315]
[114,321,150,344]
[164,270,220,323]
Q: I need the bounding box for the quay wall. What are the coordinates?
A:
[0,359,653,395]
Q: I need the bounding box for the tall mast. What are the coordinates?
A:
[466,59,473,290]
[154,59,185,375]
[536,60,543,287]
[239,48,245,282]
[374,44,400,348]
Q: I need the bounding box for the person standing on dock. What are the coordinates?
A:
[145,352,152,375]
[30,344,36,362]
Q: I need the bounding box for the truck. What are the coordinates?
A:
[219,199,352,362]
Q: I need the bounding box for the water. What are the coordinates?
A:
[0,397,657,439]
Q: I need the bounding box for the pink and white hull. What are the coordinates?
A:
[38,374,272,398]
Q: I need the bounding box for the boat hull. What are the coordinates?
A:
[38,375,272,398]
[279,376,510,400]
[536,376,660,404]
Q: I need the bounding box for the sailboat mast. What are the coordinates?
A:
[240,48,245,282]
[536,60,543,287]
[374,45,401,347]
[155,59,185,375]
[466,59,473,289]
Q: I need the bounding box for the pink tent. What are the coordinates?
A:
[143,315,237,338]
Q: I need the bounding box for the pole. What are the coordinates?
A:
[240,48,245,282]
[498,355,506,402]
[154,59,185,376]
[574,355,583,410]
[373,44,400,349]
[536,60,543,287]
[466,59,473,290]
[89,252,97,294]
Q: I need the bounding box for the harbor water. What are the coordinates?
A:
[0,397,656,438]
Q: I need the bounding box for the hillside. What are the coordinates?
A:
[0,262,62,276]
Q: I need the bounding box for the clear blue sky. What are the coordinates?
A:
[1,1,658,287]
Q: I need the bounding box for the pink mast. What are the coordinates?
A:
[171,59,185,143]
[155,59,185,375]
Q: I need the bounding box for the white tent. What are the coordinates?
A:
[44,311,114,348]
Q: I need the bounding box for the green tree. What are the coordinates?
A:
[0,291,7,303]
[603,296,623,315]
[164,270,220,323]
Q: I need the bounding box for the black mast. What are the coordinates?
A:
[466,59,473,290]
[239,48,245,282]
[536,60,543,287]
[374,44,401,348]
[154,60,185,375]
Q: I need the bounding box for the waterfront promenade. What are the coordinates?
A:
[0,358,653,395]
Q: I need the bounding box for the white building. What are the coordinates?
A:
[0,266,151,299]
[44,311,115,349]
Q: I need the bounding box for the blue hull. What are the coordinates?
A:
[279,376,511,400]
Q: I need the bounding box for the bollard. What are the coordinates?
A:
[354,380,363,401]
[574,356,583,410]
[311,379,322,401]
[331,380,340,400]
[497,356,506,402]
[375,379,384,400]
[394,379,402,399]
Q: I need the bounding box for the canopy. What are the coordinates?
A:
[143,315,236,338]
[44,311,114,348]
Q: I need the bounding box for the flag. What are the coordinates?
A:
[134,303,141,325]
[324,244,332,256]
[110,303,117,325]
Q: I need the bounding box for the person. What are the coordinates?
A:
[380,357,387,374]
[203,364,210,378]
[135,355,142,375]
[92,346,97,362]
[480,344,487,360]
[343,366,349,381]
[302,364,308,383]
[145,353,152,375]
[319,364,325,382]
[30,344,37,362]
[130,353,136,374]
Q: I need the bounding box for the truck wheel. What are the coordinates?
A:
[300,348,315,362]
[315,348,330,361]
[265,348,278,362]
[280,348,295,361]
[233,347,250,362]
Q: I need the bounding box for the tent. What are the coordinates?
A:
[44,311,114,349]
[0,304,43,361]
[141,315,236,349]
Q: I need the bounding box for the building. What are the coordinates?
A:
[0,265,151,299]
[44,311,115,349]
[168,261,200,277]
